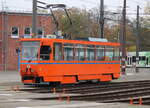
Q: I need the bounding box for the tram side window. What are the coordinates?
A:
[96,46,105,61]
[75,44,85,61]
[86,45,95,61]
[105,46,114,61]
[64,43,74,61]
[132,56,136,62]
[40,46,51,60]
[54,43,62,61]
[114,47,120,61]
[140,56,146,61]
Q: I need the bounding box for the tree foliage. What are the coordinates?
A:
[140,1,150,51]
[55,8,99,39]
[51,4,150,51]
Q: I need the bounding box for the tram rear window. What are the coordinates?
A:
[22,41,40,61]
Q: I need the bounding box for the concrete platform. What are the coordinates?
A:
[0,68,150,108]
[113,68,150,82]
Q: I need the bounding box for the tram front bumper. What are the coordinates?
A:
[22,76,35,84]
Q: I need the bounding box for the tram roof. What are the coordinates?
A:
[20,38,120,46]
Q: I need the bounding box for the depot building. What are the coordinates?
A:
[0,11,54,71]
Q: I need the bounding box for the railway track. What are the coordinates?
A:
[19,80,150,105]
[20,80,150,94]
[55,80,150,93]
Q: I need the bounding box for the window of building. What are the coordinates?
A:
[37,27,44,35]
[64,43,74,61]
[11,26,19,38]
[24,27,31,35]
[40,46,51,60]
[96,46,105,61]
[86,45,95,61]
[54,43,62,61]
[75,44,85,61]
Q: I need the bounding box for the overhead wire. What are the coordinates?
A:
[1,0,149,17]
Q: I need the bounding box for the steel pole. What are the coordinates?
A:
[100,0,104,38]
[136,5,140,72]
[32,0,37,37]
[121,0,126,74]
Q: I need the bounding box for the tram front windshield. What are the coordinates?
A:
[22,41,40,61]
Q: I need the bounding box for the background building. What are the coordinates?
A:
[0,11,53,71]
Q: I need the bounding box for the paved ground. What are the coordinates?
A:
[113,68,150,82]
[0,68,150,108]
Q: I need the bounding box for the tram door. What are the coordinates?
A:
[127,57,132,66]
[146,57,149,65]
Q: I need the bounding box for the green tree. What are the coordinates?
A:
[57,8,93,39]
[140,1,150,51]
[142,2,150,28]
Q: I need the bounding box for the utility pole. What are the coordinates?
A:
[1,1,8,71]
[2,12,7,71]
[136,5,140,72]
[100,0,104,38]
[32,0,37,37]
[121,0,126,74]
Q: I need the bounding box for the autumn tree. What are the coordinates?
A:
[54,8,94,39]
[139,1,150,51]
[49,4,149,52]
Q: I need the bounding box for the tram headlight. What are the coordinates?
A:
[31,69,34,73]
[27,64,31,69]
[22,70,26,72]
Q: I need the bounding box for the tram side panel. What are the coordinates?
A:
[20,63,120,84]
[41,62,120,84]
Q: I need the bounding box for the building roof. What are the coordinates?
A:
[0,11,52,16]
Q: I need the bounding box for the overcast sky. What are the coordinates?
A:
[0,0,148,17]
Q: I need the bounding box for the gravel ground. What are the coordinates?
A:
[0,68,150,108]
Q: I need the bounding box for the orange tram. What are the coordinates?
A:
[19,38,120,85]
